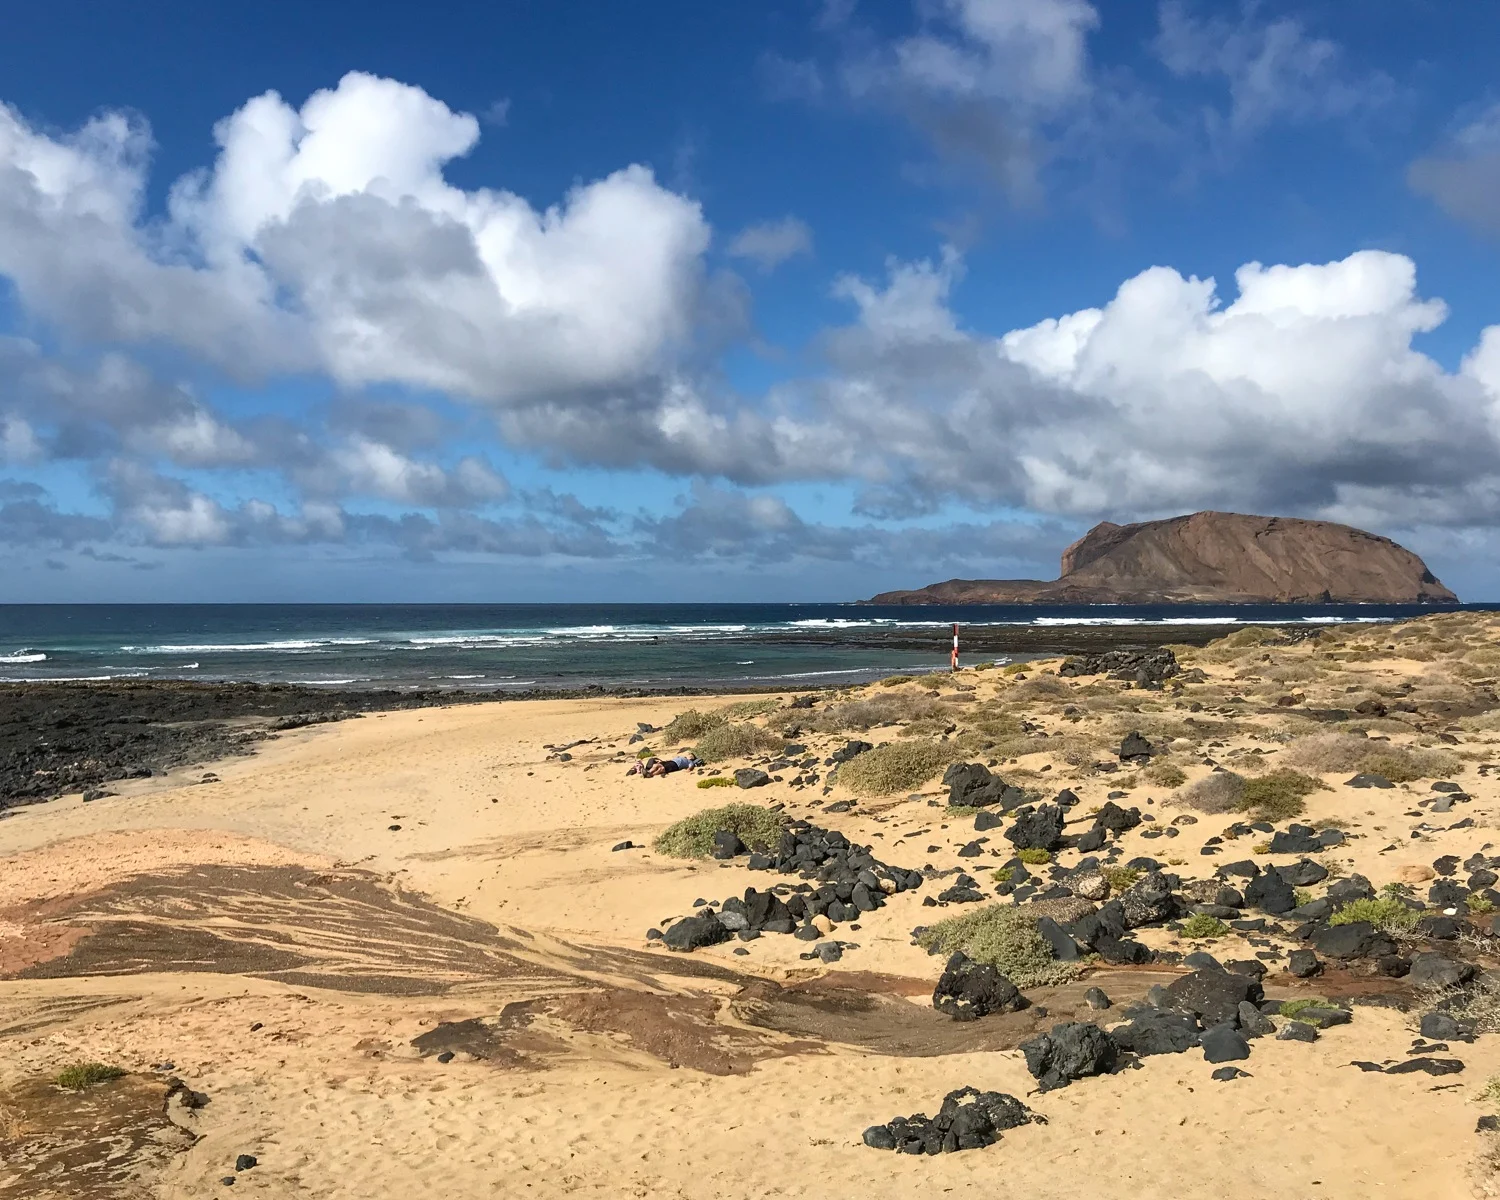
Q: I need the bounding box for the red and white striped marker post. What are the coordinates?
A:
[950,623,959,672]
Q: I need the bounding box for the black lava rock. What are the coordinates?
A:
[830,740,874,764]
[712,830,746,859]
[1005,804,1065,852]
[1313,921,1395,961]
[863,1087,1039,1155]
[932,952,1027,1021]
[1288,949,1322,978]
[1407,952,1476,990]
[1093,801,1143,835]
[1035,915,1082,961]
[1110,1009,1200,1057]
[1163,969,1262,1027]
[1020,1022,1119,1091]
[944,762,1029,810]
[1059,647,1178,687]
[1243,867,1296,915]
[1280,859,1328,887]
[662,913,730,951]
[1200,1023,1250,1063]
[1386,1057,1464,1076]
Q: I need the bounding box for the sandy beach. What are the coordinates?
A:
[6,615,1500,1197]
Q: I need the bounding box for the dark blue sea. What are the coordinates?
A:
[0,603,1486,691]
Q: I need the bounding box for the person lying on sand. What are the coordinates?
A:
[627,753,701,777]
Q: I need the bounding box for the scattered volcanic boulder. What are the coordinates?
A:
[943,762,1028,810]
[1020,1023,1119,1091]
[931,953,1027,1021]
[1005,804,1066,852]
[862,1087,1039,1155]
[866,512,1457,605]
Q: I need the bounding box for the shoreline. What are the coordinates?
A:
[0,622,1267,808]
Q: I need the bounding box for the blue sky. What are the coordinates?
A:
[2,0,1500,601]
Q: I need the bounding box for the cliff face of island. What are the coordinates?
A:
[867,511,1459,605]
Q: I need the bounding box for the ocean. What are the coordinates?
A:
[0,602,1488,692]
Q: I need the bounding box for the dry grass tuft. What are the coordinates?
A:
[662,708,728,743]
[719,698,782,719]
[1170,771,1246,814]
[1283,732,1462,782]
[800,692,955,733]
[693,722,786,763]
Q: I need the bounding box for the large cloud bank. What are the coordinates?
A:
[1,68,1498,576]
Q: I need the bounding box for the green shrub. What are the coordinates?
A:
[1239,769,1326,822]
[916,905,1081,988]
[992,867,1014,885]
[693,722,785,763]
[653,804,785,858]
[1103,866,1141,892]
[697,776,736,789]
[1179,913,1229,939]
[839,740,952,796]
[1328,896,1420,934]
[880,675,916,687]
[55,1063,126,1090]
[1280,997,1335,1022]
[661,708,727,743]
[1016,848,1051,865]
[1003,662,1029,676]
[1144,760,1188,788]
[1469,894,1497,915]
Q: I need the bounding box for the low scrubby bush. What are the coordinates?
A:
[839,740,952,795]
[1178,913,1229,939]
[1144,760,1187,788]
[916,905,1081,988]
[1328,896,1420,934]
[1283,732,1461,782]
[55,1063,125,1090]
[693,722,785,763]
[1239,769,1326,822]
[653,804,785,858]
[1171,771,1246,814]
[662,708,727,743]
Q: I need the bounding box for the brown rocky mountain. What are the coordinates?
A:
[867,511,1459,605]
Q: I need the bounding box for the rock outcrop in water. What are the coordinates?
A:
[867,511,1458,605]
